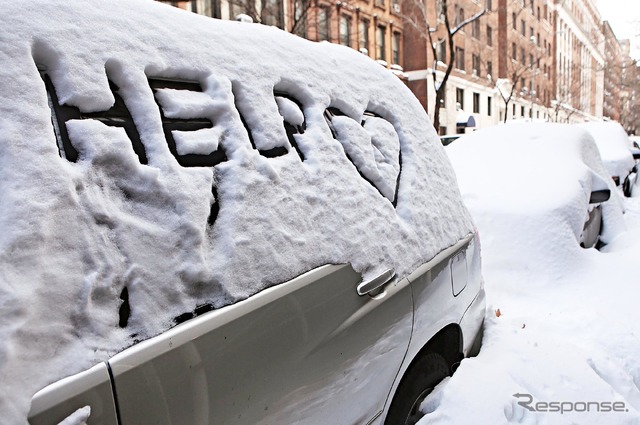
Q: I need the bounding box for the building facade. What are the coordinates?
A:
[602,21,623,122]
[155,0,404,71]
[158,0,638,134]
[552,0,605,123]
[403,0,559,135]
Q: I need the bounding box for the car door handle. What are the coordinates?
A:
[357,268,395,296]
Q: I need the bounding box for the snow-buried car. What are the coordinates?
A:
[0,1,485,424]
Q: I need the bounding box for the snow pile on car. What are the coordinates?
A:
[578,121,635,181]
[0,0,474,420]
[446,122,625,275]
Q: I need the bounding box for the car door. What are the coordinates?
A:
[109,264,413,425]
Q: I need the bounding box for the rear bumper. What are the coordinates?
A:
[459,286,486,357]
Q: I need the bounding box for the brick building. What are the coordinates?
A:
[158,0,638,134]
[602,21,624,122]
[155,0,404,71]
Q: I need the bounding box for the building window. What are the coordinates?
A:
[512,43,517,60]
[455,46,465,71]
[512,12,517,29]
[487,96,492,116]
[456,7,464,26]
[472,19,480,38]
[473,92,480,113]
[529,53,534,66]
[359,19,369,53]
[487,60,493,78]
[472,54,480,76]
[262,0,283,27]
[512,103,516,116]
[486,0,492,10]
[521,20,526,36]
[456,88,465,109]
[521,105,525,116]
[293,0,307,37]
[436,40,446,63]
[520,47,525,63]
[339,15,351,46]
[318,7,330,41]
[537,6,541,20]
[392,32,401,64]
[376,25,386,61]
[487,25,493,46]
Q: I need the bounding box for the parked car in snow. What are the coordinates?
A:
[446,123,626,253]
[0,1,485,424]
[578,121,636,196]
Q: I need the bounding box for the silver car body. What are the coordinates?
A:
[30,234,484,425]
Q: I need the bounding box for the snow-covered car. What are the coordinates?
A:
[0,1,485,424]
[446,123,626,258]
[578,121,636,196]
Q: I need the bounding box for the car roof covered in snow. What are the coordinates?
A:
[577,121,634,179]
[0,0,474,420]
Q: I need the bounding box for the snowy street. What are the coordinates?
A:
[418,193,640,424]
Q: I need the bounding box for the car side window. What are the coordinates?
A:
[40,69,147,164]
[149,78,227,167]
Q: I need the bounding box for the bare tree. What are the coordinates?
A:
[224,0,313,33]
[225,0,285,26]
[492,62,535,123]
[482,0,552,123]
[402,0,485,131]
[288,0,316,36]
[547,69,582,123]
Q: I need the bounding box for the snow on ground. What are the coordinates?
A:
[419,126,640,424]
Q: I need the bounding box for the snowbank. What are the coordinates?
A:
[422,123,640,424]
[418,196,640,425]
[0,0,474,421]
[578,121,635,181]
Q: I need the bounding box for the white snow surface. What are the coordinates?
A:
[578,121,635,181]
[420,123,640,424]
[0,0,474,421]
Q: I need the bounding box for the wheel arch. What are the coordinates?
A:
[380,323,463,425]
[407,323,463,378]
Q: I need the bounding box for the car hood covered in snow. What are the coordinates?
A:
[0,0,475,420]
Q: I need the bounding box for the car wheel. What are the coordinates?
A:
[384,353,450,425]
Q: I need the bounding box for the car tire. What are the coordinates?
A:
[384,353,450,425]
